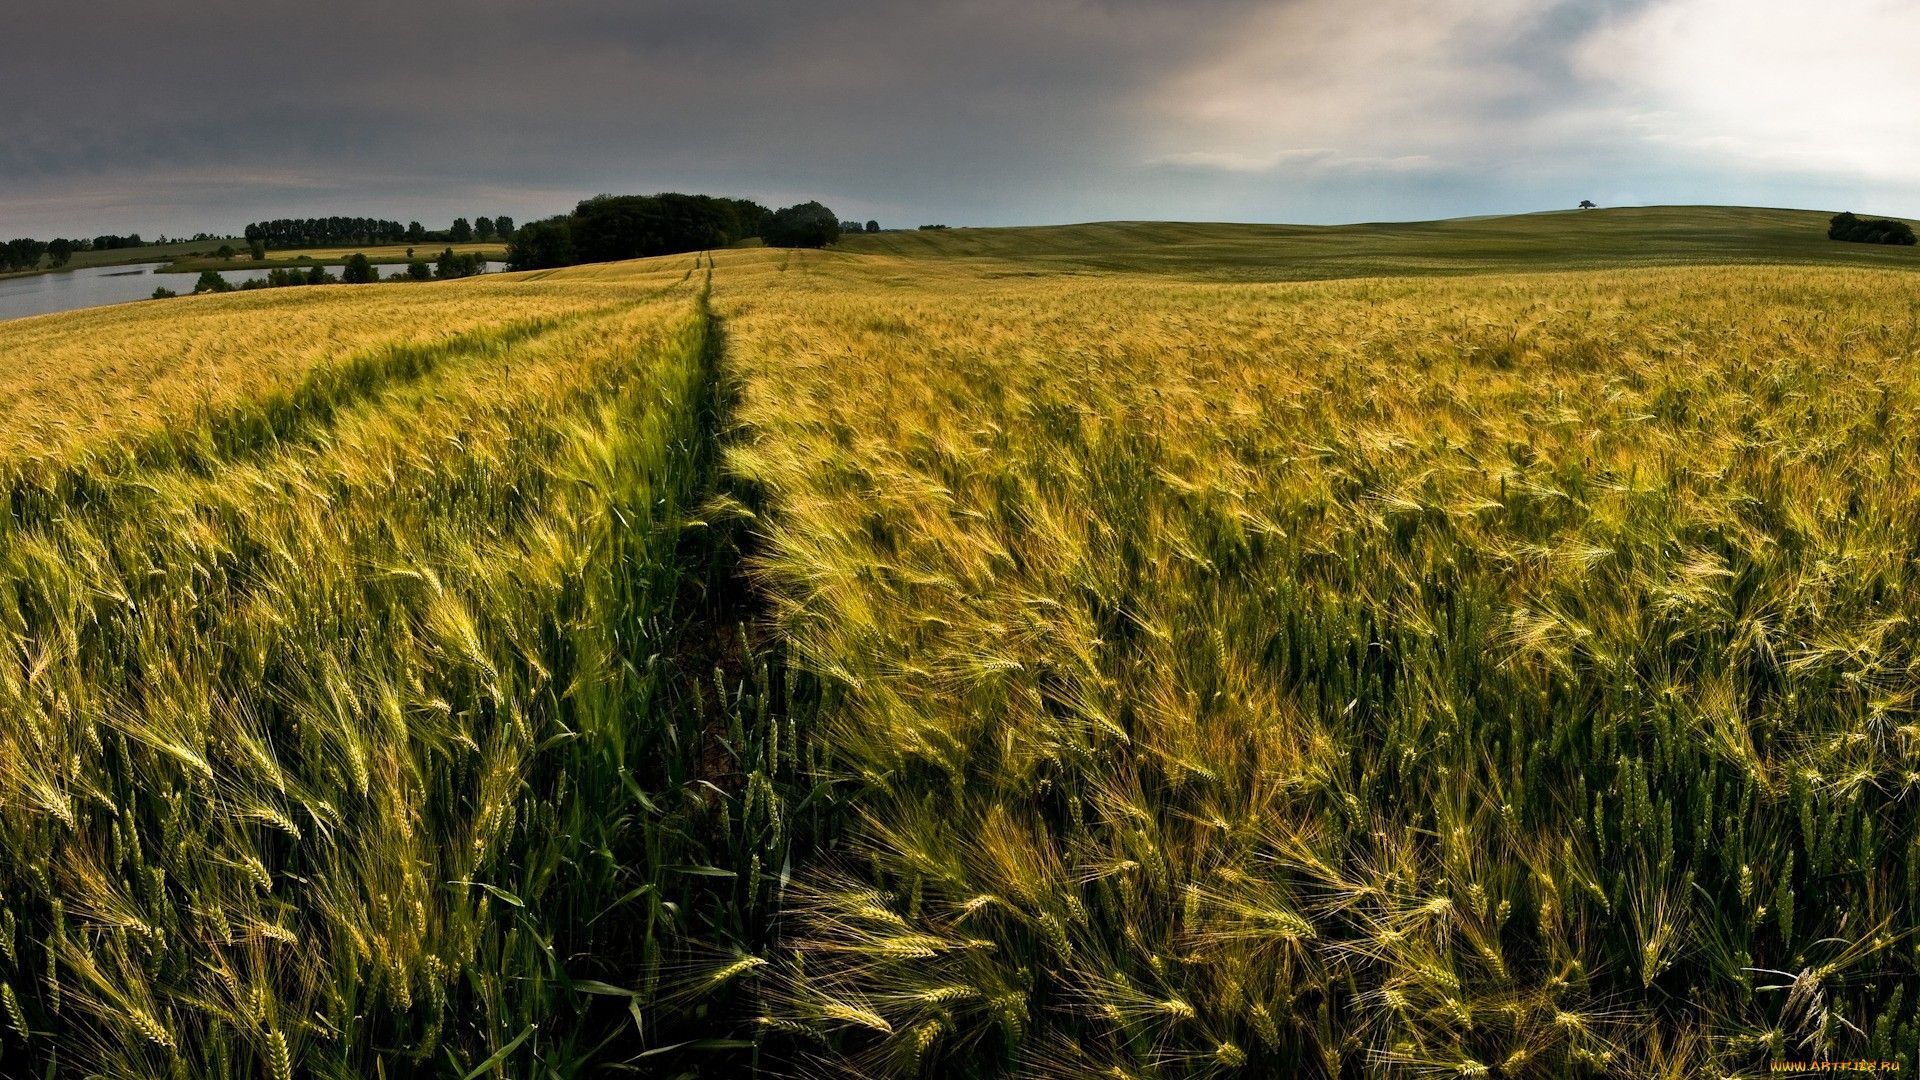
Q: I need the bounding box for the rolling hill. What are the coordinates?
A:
[839,204,1920,280]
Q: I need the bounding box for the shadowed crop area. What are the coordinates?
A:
[0,213,1918,1077]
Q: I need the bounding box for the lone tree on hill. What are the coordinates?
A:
[1578,200,1597,210]
[866,220,880,233]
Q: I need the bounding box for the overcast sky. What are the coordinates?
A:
[4,0,1917,237]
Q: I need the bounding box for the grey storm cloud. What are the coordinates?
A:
[2,0,1915,236]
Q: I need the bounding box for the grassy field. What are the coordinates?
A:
[0,241,243,280]
[0,207,1917,1077]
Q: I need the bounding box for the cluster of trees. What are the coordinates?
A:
[763,202,840,248]
[507,193,845,271]
[568,193,772,263]
[431,248,487,278]
[243,216,516,251]
[449,216,514,243]
[4,233,266,273]
[1829,212,1917,246]
[839,219,881,234]
[2,237,107,271]
[1,239,50,273]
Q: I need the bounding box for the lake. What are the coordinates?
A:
[0,262,508,324]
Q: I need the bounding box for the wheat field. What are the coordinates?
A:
[0,256,832,1078]
[0,223,1917,1077]
[714,251,1920,1076]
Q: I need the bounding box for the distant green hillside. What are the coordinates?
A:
[840,206,1920,280]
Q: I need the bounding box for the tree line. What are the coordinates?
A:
[507,194,851,271]
[242,216,516,250]
[1,235,153,272]
[159,247,490,300]
[15,191,865,277]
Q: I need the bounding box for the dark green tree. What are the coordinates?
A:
[47,238,74,267]
[2,238,49,272]
[866,220,880,233]
[495,215,516,240]
[342,253,378,284]
[450,218,474,243]
[474,217,496,242]
[763,202,841,248]
[435,248,483,279]
[406,221,426,244]
[569,194,744,262]
[193,270,232,294]
[405,260,433,281]
[505,217,576,271]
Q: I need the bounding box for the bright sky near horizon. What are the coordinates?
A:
[4,0,1915,236]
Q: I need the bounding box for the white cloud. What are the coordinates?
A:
[1138,0,1920,215]
[1574,0,1920,180]
[1141,0,1577,176]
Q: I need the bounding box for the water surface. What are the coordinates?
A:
[0,262,507,324]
